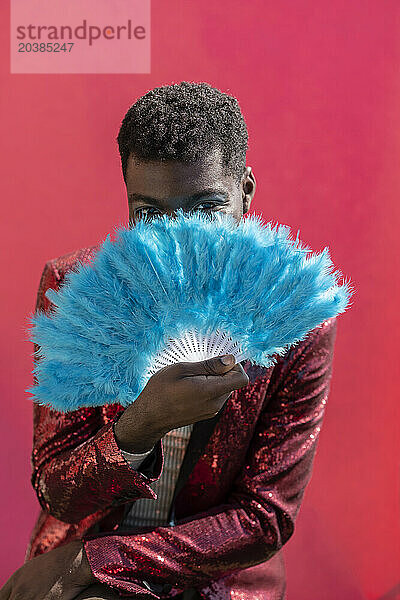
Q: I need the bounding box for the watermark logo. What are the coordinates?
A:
[11,0,150,74]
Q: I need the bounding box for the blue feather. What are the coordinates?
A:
[25,209,354,412]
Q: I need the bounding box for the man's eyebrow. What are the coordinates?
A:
[128,188,229,206]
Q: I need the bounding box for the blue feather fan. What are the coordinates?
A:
[25,210,353,412]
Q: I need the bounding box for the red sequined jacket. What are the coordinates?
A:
[25,245,338,600]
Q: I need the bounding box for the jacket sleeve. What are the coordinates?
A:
[30,261,164,525]
[82,317,338,598]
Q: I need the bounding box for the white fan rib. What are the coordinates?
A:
[145,329,247,378]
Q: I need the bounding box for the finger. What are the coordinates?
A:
[209,392,232,413]
[198,365,249,396]
[179,354,237,377]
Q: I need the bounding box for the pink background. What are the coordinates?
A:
[1,1,399,598]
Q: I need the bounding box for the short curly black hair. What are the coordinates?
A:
[117,81,249,185]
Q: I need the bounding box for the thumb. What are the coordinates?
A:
[187,354,236,376]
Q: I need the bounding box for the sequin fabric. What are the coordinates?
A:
[25,245,338,600]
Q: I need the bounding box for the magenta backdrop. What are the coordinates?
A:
[1,1,399,599]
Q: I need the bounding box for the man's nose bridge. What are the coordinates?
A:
[167,209,194,221]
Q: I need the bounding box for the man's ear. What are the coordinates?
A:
[242,167,256,214]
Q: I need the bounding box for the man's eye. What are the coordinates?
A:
[195,201,218,210]
[136,207,161,221]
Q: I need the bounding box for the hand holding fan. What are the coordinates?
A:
[26,210,353,412]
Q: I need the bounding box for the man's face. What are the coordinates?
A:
[126,148,256,226]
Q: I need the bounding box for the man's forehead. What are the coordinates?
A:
[126,152,235,202]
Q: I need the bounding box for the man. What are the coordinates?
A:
[1,82,337,600]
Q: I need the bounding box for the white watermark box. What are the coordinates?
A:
[10,0,151,74]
